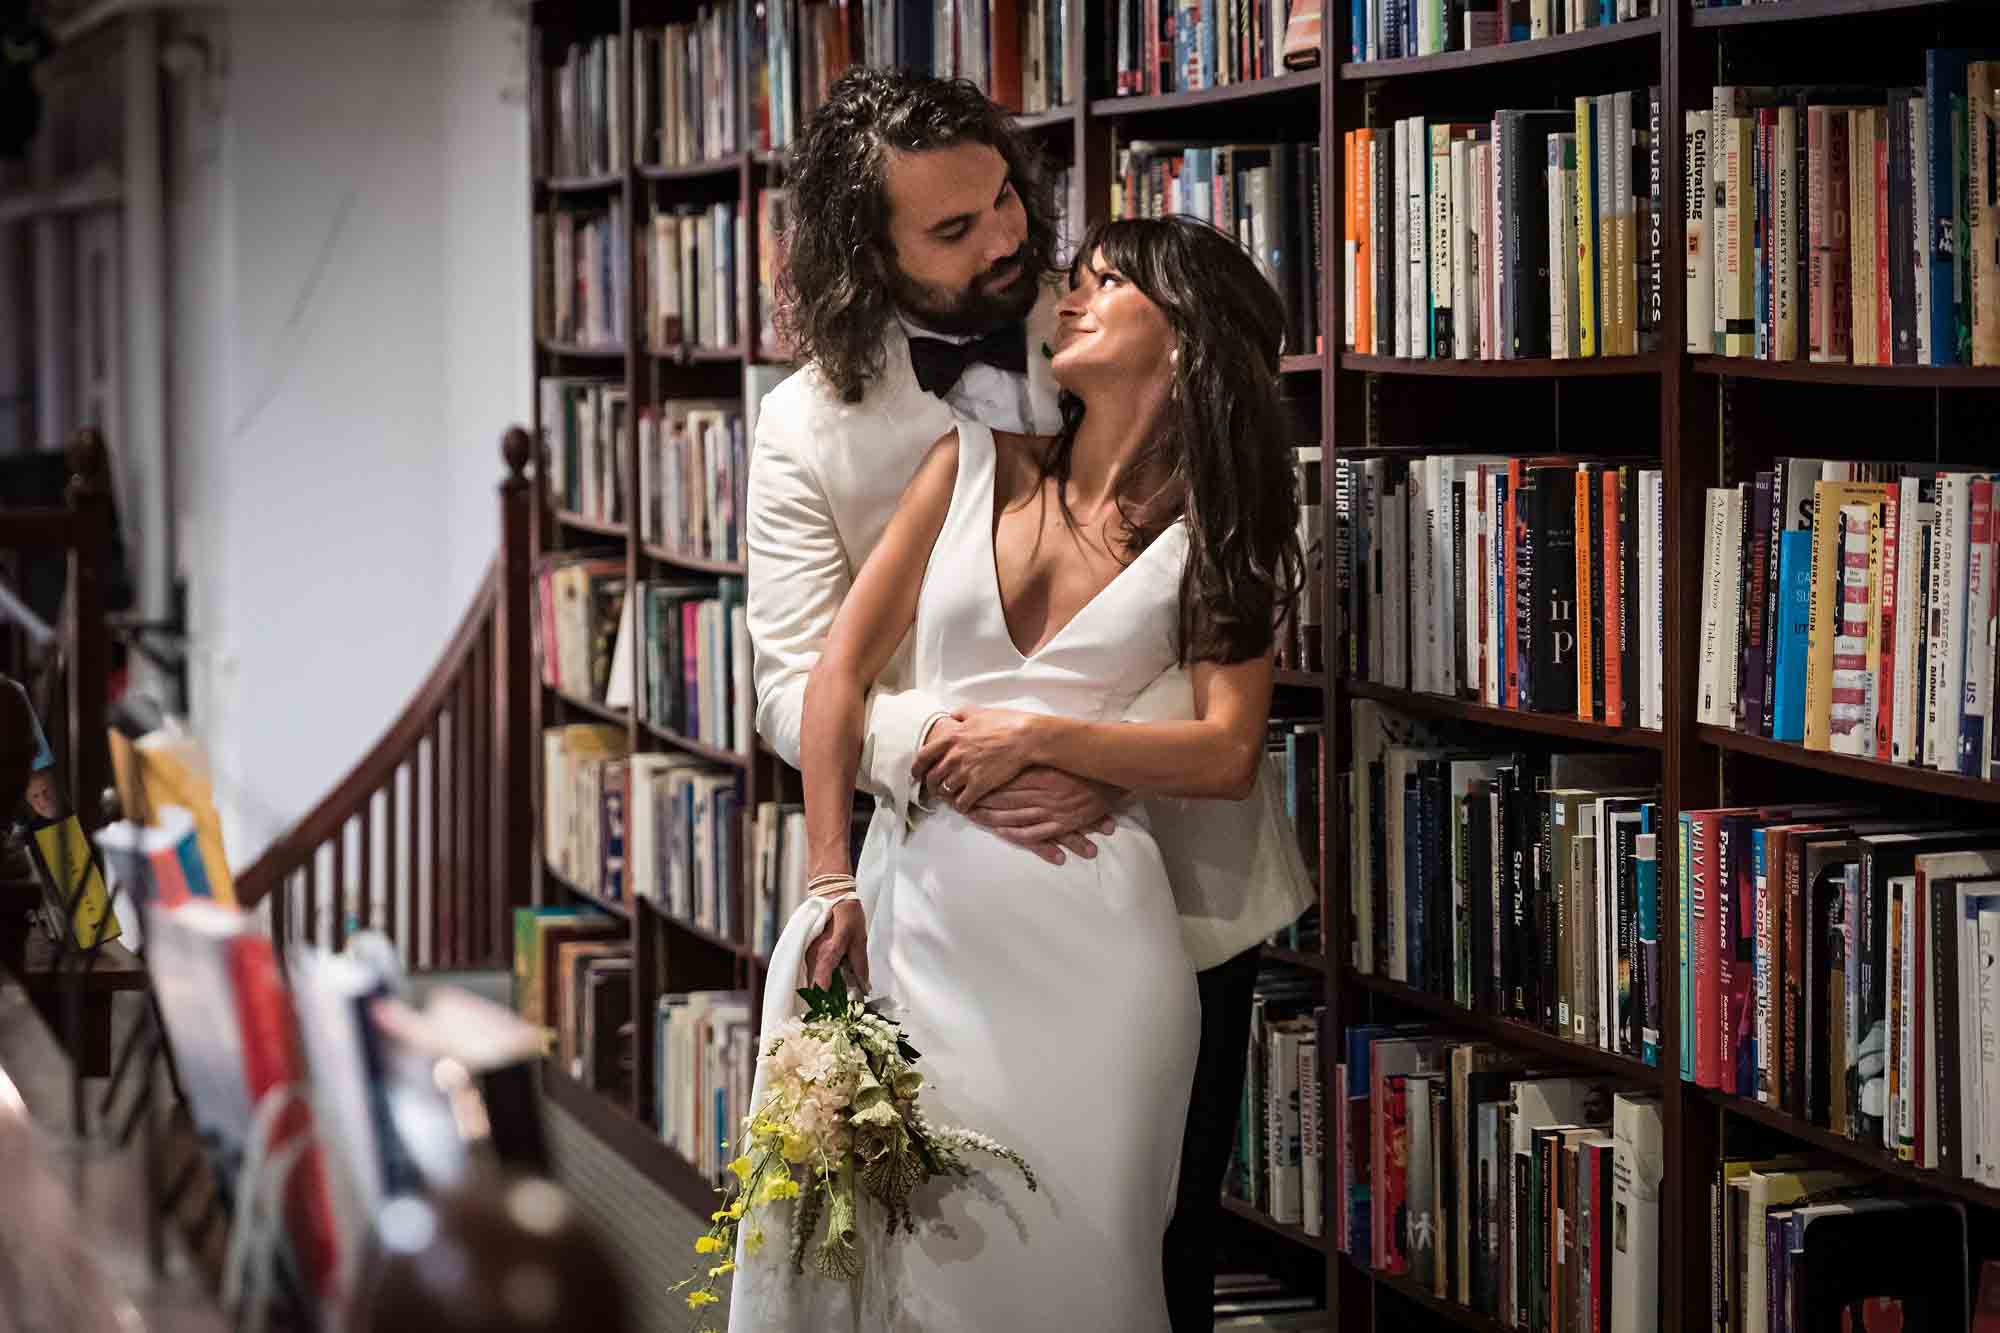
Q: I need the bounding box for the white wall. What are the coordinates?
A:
[167,2,530,863]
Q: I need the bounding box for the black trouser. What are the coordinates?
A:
[1164,943,1263,1333]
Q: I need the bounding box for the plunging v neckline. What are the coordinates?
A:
[982,442,1167,663]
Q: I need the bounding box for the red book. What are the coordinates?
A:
[1877,487,1902,760]
[228,932,343,1308]
[1687,808,1736,1089]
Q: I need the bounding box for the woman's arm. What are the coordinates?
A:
[798,433,960,986]
[916,652,1274,811]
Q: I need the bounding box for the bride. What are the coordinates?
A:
[728,214,1304,1332]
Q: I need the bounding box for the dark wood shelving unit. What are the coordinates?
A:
[1089,67,1323,117]
[1013,103,1079,132]
[1340,15,1661,80]
[1265,945,1329,973]
[1697,725,2000,805]
[637,151,754,182]
[648,342,747,364]
[1347,969,1665,1083]
[641,895,753,960]
[1690,354,2000,386]
[636,717,751,771]
[1340,352,1663,378]
[1372,1271,1511,1333]
[537,339,626,359]
[540,170,624,192]
[546,686,627,730]
[554,509,625,539]
[1689,0,1969,27]
[543,1061,720,1214]
[1343,679,1668,749]
[521,0,2000,1327]
[544,861,631,921]
[639,542,747,576]
[1691,1085,2000,1214]
[1220,1195,1331,1255]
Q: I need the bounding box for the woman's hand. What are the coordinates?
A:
[912,707,1048,813]
[804,900,869,991]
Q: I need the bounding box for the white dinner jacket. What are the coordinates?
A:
[743,286,1316,971]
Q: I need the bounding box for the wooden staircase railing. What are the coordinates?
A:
[236,430,536,972]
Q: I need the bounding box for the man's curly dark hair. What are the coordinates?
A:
[777,67,1062,403]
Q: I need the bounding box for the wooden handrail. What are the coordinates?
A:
[235,430,536,971]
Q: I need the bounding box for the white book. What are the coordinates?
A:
[1300,1036,1323,1237]
[1490,115,1506,360]
[1395,120,1411,357]
[1452,137,1473,360]
[1962,482,1995,776]
[1684,116,1713,353]
[1895,874,1918,1155]
[1981,905,2000,1186]
[1720,486,1748,726]
[1409,117,1430,357]
[1267,1023,1304,1224]
[1697,488,1729,726]
[1372,136,1387,355]
[1609,1094,1663,1333]
[1924,870,1939,1170]
[1956,879,2000,1183]
[1653,472,1666,726]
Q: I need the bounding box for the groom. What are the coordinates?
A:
[743,68,1316,1331]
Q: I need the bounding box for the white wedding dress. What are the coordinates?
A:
[727,420,1202,1332]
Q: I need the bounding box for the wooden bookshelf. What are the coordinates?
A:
[1339,353,1664,377]
[543,1060,720,1213]
[1088,67,1324,117]
[515,1,2000,1326]
[1220,1195,1331,1255]
[1696,724,2000,806]
[1690,355,2000,386]
[641,896,753,960]
[1340,15,1662,80]
[639,542,747,576]
[1343,679,1668,750]
[553,509,625,539]
[1346,969,1664,1084]
[1688,0,1969,27]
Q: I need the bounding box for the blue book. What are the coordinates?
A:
[1770,530,1813,742]
[1925,50,2000,365]
[1637,836,1660,1068]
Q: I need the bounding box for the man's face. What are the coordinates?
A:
[880,140,1039,335]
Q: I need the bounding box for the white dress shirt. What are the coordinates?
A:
[895,311,1064,436]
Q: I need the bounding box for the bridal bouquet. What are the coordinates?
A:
[677,971,1035,1317]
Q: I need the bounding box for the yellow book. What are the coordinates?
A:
[31,816,122,949]
[1802,480,1891,751]
[1575,96,1598,358]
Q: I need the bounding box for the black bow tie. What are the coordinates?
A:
[907,323,1028,398]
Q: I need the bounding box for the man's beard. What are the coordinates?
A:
[890,247,1044,336]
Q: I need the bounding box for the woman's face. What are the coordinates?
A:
[1049,248,1175,395]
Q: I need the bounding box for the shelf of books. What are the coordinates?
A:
[515,0,2000,1323]
[1671,7,2000,1333]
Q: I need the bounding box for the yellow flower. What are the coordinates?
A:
[694,1235,724,1255]
[782,1132,813,1163]
[708,1261,736,1278]
[729,1155,754,1183]
[727,1199,746,1220]
[745,1227,767,1255]
[760,1176,801,1203]
[711,1209,732,1223]
[687,1290,719,1310]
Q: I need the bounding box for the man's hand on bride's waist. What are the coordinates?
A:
[913,711,1120,866]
